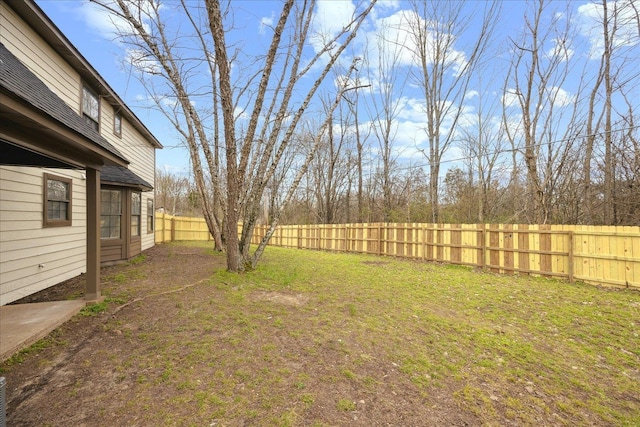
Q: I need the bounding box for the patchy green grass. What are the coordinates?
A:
[336,399,356,411]
[78,296,127,317]
[79,301,109,316]
[199,245,639,426]
[1,332,67,371]
[5,242,638,426]
[127,254,147,265]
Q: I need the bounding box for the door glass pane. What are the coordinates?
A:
[132,193,141,214]
[101,189,122,239]
[131,192,141,237]
[131,216,140,237]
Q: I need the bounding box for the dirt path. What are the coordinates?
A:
[3,244,224,426]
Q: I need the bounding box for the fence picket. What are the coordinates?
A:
[154,213,639,289]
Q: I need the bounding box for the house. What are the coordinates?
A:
[0,0,162,305]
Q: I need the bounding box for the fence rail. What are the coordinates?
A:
[155,213,640,289]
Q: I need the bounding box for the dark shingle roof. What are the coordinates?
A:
[101,165,153,191]
[0,42,127,162]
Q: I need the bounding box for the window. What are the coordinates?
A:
[147,199,154,233]
[114,113,122,137]
[82,84,100,131]
[43,174,72,227]
[101,189,121,239]
[131,192,141,237]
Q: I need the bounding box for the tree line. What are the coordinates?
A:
[97,0,638,271]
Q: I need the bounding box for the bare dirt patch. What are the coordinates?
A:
[2,242,638,426]
[360,260,390,266]
[251,291,310,307]
[1,243,477,426]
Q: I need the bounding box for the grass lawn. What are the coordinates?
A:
[3,241,639,426]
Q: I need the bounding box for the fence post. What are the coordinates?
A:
[478,223,485,270]
[436,224,443,262]
[426,224,433,261]
[344,224,349,253]
[422,225,426,261]
[164,214,169,242]
[171,217,176,242]
[568,231,574,283]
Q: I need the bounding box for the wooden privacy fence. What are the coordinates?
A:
[155,213,640,289]
[155,213,212,243]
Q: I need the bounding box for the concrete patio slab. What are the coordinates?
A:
[0,300,85,362]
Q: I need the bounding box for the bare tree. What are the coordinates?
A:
[94,0,227,249]
[363,17,409,222]
[263,132,301,225]
[405,0,499,223]
[340,66,371,223]
[581,0,640,224]
[94,0,376,271]
[458,77,509,223]
[611,119,640,225]
[308,94,355,224]
[503,0,582,224]
[155,167,189,216]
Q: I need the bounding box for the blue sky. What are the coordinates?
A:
[35,0,640,180]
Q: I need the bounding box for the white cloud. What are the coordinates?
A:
[314,0,357,38]
[77,0,166,40]
[393,120,426,156]
[502,85,573,110]
[545,38,575,62]
[374,0,401,13]
[310,0,357,53]
[396,96,426,122]
[161,97,179,108]
[370,9,421,68]
[125,48,162,75]
[367,94,481,163]
[546,86,575,107]
[502,89,520,109]
[357,8,470,87]
[75,0,135,38]
[234,106,249,121]
[259,15,274,35]
[465,90,479,101]
[576,0,640,59]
